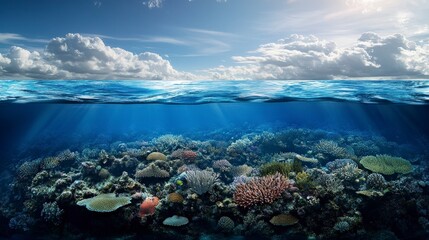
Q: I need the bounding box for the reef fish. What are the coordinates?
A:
[139,196,159,217]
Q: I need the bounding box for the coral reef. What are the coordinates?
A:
[1,128,427,239]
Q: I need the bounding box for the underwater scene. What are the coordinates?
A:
[1,80,429,240]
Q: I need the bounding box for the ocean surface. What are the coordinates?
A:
[0,80,429,240]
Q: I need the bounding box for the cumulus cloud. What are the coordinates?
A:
[0,33,195,80]
[206,33,429,80]
[1,32,427,80]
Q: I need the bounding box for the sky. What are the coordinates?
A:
[0,0,428,80]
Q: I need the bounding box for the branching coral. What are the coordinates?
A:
[153,134,186,151]
[212,159,233,172]
[231,164,253,177]
[233,173,296,208]
[171,149,198,162]
[315,140,352,159]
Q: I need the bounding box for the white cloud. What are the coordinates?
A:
[0,33,195,80]
[0,33,48,44]
[260,0,429,46]
[0,33,26,43]
[1,32,427,80]
[144,0,227,8]
[146,0,163,9]
[206,33,429,80]
[83,34,188,46]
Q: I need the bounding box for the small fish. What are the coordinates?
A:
[176,180,184,186]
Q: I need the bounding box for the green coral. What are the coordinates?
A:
[360,154,412,175]
[259,160,302,177]
[296,171,313,189]
[292,159,303,173]
[260,162,292,176]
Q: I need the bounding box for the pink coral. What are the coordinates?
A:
[233,173,297,208]
[182,150,197,161]
[171,149,198,162]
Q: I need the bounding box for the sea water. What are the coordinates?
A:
[0,80,429,239]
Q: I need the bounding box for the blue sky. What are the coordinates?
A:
[0,0,428,79]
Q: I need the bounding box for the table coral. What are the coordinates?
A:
[360,154,412,175]
[76,193,131,212]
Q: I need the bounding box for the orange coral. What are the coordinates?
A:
[139,196,159,217]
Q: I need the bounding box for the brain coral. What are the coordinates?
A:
[40,157,60,170]
[360,154,412,175]
[146,152,167,161]
[366,173,387,190]
[167,192,184,203]
[76,193,131,212]
[17,160,40,181]
[217,216,235,232]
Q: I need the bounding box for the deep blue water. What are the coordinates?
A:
[1,80,429,162]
